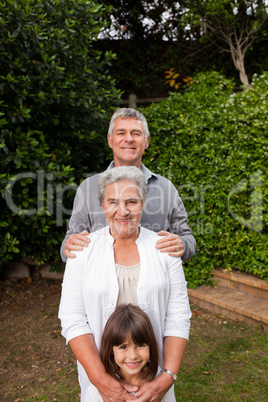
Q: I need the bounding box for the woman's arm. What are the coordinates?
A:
[59,249,137,401]
[70,334,137,402]
[133,336,187,402]
[132,255,191,401]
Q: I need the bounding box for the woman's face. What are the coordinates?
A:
[102,179,143,239]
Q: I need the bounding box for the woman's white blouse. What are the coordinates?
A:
[58,226,191,401]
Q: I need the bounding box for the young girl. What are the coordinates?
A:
[100,304,176,401]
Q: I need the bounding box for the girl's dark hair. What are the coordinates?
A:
[100,304,159,382]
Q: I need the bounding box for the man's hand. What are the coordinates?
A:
[156,231,184,258]
[64,230,90,259]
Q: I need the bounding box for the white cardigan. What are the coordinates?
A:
[59,226,191,401]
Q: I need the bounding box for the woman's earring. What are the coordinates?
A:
[147,357,151,366]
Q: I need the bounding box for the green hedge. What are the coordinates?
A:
[0,0,121,272]
[143,71,268,287]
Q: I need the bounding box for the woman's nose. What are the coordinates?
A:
[118,202,129,215]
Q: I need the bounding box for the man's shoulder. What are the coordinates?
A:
[78,172,103,189]
[147,170,176,190]
[143,164,173,185]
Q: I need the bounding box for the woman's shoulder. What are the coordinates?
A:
[69,227,110,260]
[139,227,182,266]
[88,226,109,240]
[139,226,159,239]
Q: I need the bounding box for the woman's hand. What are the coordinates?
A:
[128,373,173,402]
[69,335,138,401]
[97,374,139,401]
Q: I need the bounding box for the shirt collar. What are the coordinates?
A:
[107,161,156,184]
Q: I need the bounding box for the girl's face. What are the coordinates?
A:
[113,336,150,380]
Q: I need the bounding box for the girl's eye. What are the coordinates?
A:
[137,343,146,348]
[119,345,127,350]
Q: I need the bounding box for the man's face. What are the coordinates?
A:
[107,118,150,168]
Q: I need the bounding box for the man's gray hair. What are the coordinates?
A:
[108,108,150,140]
[98,166,146,206]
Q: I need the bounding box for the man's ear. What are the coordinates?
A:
[145,135,150,149]
[107,134,113,149]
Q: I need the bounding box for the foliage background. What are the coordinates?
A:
[142,71,268,286]
[0,0,121,272]
[0,1,267,286]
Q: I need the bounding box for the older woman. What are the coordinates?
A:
[59,166,191,402]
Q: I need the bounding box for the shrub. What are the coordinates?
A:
[0,0,121,272]
[143,71,268,287]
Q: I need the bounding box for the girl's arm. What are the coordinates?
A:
[69,333,138,402]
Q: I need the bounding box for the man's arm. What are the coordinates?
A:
[60,179,92,261]
[163,183,196,261]
[60,174,106,262]
[146,177,196,262]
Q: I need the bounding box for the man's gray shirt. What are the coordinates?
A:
[60,163,196,262]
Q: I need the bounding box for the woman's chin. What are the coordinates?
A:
[110,226,140,240]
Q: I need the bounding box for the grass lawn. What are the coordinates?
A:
[0,278,267,401]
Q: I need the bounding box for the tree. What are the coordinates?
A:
[100,0,183,40]
[181,0,268,87]
[0,0,121,271]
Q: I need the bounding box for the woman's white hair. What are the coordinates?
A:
[98,166,146,206]
[108,108,150,140]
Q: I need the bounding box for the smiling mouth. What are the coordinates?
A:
[116,219,131,224]
[125,362,141,369]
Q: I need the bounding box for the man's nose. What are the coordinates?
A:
[124,131,133,141]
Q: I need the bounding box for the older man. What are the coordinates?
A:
[60,108,196,262]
